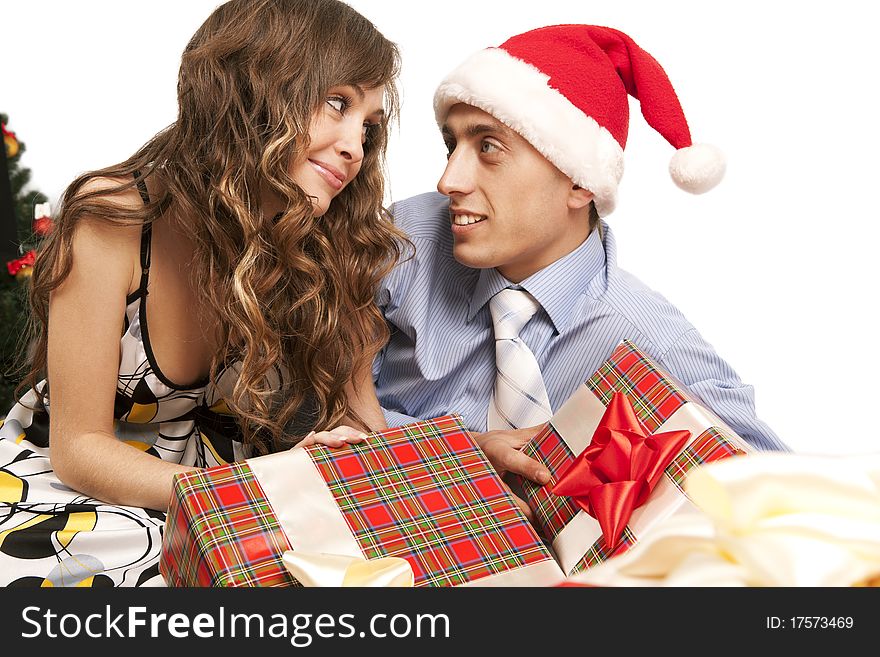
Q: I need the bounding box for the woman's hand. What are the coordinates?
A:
[298,425,369,449]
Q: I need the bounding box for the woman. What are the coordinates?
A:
[0,0,403,586]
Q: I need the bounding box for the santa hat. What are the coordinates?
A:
[433,25,725,217]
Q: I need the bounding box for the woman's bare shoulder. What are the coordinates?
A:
[73,174,151,212]
[64,176,154,295]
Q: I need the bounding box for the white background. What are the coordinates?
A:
[4,1,879,455]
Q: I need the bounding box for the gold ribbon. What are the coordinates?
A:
[282,551,414,587]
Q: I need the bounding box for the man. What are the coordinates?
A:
[373,24,787,491]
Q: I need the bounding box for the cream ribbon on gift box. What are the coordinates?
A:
[548,384,751,576]
[561,452,880,586]
[246,448,565,587]
[282,551,414,587]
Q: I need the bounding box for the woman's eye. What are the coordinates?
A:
[480,140,499,154]
[326,96,347,113]
[362,122,379,142]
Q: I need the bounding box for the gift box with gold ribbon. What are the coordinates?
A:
[513,339,751,578]
[558,452,880,587]
[160,414,564,587]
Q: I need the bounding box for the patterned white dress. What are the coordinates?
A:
[0,213,247,587]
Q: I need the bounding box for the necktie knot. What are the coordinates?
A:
[489,288,541,341]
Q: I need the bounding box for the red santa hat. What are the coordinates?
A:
[433,24,726,217]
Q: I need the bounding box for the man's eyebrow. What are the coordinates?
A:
[441,121,508,139]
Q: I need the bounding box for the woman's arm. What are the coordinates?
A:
[343,361,387,433]
[47,215,197,512]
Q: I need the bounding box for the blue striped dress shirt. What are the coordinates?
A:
[374,191,788,452]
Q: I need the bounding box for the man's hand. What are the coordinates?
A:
[472,425,552,523]
[473,425,551,484]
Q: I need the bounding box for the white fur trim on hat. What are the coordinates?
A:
[434,48,624,217]
[669,143,727,194]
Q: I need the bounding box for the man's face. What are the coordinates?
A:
[438,104,591,282]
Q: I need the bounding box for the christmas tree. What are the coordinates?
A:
[1,113,51,412]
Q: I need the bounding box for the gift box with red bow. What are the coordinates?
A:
[160,414,564,587]
[512,339,751,578]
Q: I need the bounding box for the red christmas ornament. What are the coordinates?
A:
[7,250,36,277]
[33,216,54,236]
[2,122,19,158]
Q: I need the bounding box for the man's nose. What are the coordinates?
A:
[437,149,474,196]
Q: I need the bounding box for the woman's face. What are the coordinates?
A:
[290,84,385,216]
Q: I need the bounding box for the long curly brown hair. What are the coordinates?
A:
[20,0,406,455]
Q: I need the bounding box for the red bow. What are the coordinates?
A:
[551,392,691,548]
[7,250,36,276]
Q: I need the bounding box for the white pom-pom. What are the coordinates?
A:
[669,143,726,194]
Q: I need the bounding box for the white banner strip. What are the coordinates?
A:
[247,449,364,560]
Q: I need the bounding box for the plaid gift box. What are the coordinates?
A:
[160,414,563,587]
[512,339,751,577]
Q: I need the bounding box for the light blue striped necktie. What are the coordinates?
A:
[486,288,553,431]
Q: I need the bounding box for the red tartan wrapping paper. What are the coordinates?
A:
[160,414,564,587]
[512,339,751,577]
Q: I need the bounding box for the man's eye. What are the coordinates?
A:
[444,141,456,158]
[480,140,499,154]
[326,96,348,113]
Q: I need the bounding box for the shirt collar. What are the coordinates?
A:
[467,224,608,332]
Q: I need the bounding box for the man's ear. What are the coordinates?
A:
[567,184,594,210]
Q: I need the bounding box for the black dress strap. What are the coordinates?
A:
[133,172,152,295]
